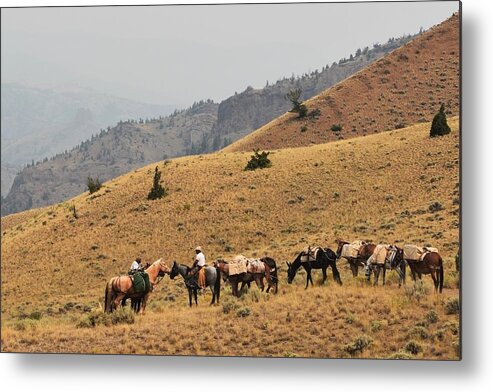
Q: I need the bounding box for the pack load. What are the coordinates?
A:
[404,245,439,261]
[341,240,365,259]
[228,255,248,276]
[301,246,320,263]
[131,271,151,293]
[247,258,265,274]
[368,244,390,265]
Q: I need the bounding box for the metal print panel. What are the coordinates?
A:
[0,1,461,359]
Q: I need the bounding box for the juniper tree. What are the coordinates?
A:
[147,166,167,200]
[430,103,451,137]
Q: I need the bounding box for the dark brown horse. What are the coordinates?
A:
[405,251,444,293]
[336,239,375,277]
[286,247,342,289]
[213,257,277,297]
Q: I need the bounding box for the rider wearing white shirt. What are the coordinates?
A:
[190,246,206,290]
[129,257,142,274]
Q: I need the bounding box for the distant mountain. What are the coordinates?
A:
[2,29,420,216]
[1,83,176,167]
[1,162,20,198]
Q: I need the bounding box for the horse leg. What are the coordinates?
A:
[322,268,328,285]
[374,267,379,286]
[113,292,125,311]
[194,288,198,306]
[350,261,358,277]
[140,293,150,315]
[188,288,193,307]
[431,271,438,293]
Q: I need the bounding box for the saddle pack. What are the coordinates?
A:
[301,246,320,263]
[403,245,438,262]
[228,255,248,276]
[131,271,151,293]
[341,240,366,259]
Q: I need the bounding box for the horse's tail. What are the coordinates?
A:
[439,257,444,293]
[104,280,113,313]
[214,267,221,303]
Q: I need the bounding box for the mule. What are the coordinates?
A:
[336,239,376,277]
[365,246,406,287]
[104,258,170,314]
[169,262,221,307]
[214,257,277,297]
[286,247,342,289]
[406,251,444,293]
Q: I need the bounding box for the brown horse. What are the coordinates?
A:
[213,257,277,297]
[405,251,444,293]
[336,239,376,277]
[104,258,171,314]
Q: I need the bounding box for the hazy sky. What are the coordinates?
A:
[1,1,459,107]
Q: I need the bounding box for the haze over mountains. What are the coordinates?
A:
[1,32,418,216]
[1,83,176,196]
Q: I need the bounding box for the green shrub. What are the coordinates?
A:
[343,335,373,356]
[430,103,451,137]
[76,308,134,328]
[87,176,102,194]
[370,320,383,333]
[408,326,429,340]
[236,306,251,318]
[426,309,439,324]
[222,298,239,314]
[444,297,460,315]
[331,124,343,132]
[245,149,272,171]
[387,350,413,359]
[405,280,429,302]
[404,340,422,355]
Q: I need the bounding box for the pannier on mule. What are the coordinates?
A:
[341,240,366,259]
[367,244,398,265]
[403,244,439,262]
[228,255,248,276]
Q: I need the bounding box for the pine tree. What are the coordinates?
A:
[147,167,167,200]
[286,88,308,118]
[430,103,451,137]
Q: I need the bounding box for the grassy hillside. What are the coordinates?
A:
[225,13,459,153]
[1,117,460,358]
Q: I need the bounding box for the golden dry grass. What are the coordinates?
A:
[1,117,460,358]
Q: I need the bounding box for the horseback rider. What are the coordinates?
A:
[129,257,143,275]
[189,246,207,292]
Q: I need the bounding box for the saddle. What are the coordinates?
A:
[301,246,320,263]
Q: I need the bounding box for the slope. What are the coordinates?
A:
[225,13,459,153]
[1,117,460,358]
[2,30,419,216]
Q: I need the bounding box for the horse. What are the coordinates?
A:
[213,257,277,297]
[122,263,151,312]
[286,247,342,289]
[169,261,221,307]
[405,251,444,293]
[336,239,376,277]
[365,246,406,287]
[238,257,278,294]
[104,258,170,314]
